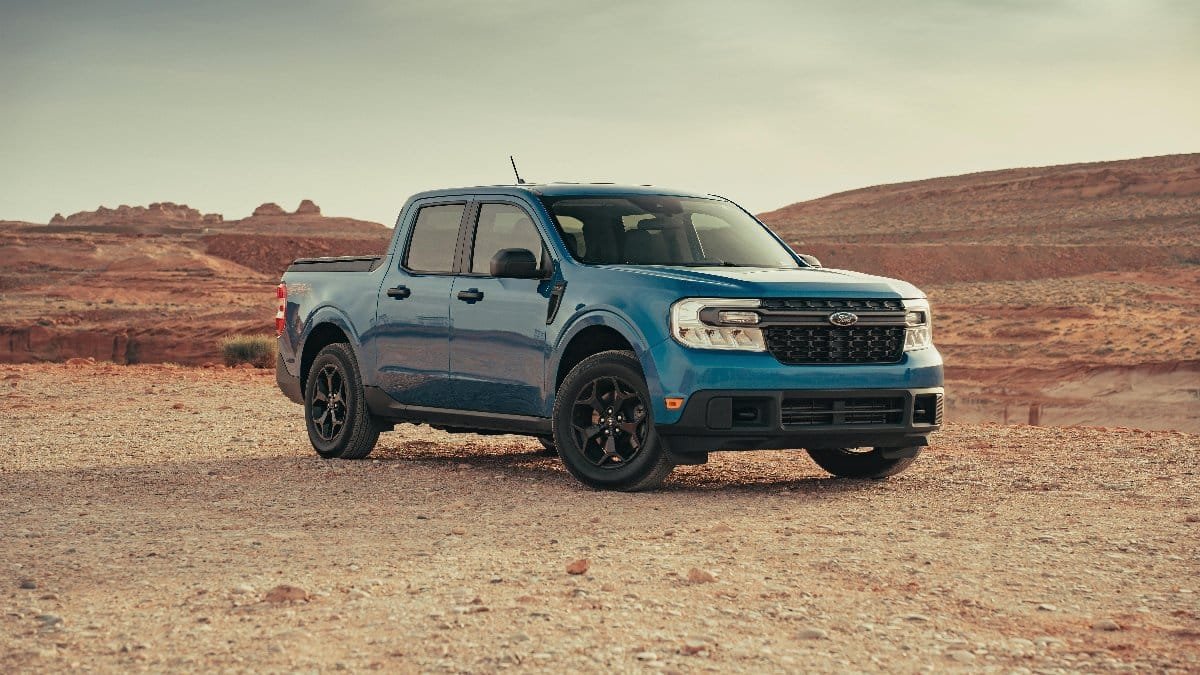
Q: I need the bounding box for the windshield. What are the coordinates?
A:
[540,194,799,268]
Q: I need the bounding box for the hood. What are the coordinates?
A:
[600,265,924,298]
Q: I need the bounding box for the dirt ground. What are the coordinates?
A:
[2,364,1198,673]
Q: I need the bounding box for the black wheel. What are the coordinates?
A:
[806,447,920,479]
[536,436,558,456]
[552,350,674,491]
[304,343,380,459]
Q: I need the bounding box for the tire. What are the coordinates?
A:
[552,350,674,491]
[304,343,380,460]
[806,447,920,479]
[536,436,558,456]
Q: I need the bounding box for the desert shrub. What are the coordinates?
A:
[221,334,277,368]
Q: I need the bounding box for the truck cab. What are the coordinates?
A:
[276,184,943,491]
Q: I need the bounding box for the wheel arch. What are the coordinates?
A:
[550,311,661,397]
[299,309,362,391]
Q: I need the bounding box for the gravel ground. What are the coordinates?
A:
[2,364,1198,673]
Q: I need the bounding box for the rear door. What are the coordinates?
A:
[449,199,555,417]
[373,199,468,408]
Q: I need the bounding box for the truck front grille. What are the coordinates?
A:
[780,396,906,426]
[764,326,905,365]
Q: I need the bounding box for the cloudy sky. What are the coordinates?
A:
[2,0,1197,224]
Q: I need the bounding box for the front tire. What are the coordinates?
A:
[304,343,380,459]
[552,350,674,491]
[806,447,920,479]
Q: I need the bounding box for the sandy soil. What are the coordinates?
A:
[2,364,1198,672]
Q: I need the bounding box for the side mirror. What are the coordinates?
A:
[798,253,822,268]
[490,248,540,278]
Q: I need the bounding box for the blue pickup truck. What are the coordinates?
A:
[275,183,943,491]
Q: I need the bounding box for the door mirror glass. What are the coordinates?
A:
[798,253,822,268]
[490,248,540,278]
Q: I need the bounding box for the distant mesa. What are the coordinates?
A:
[295,199,321,216]
[36,196,385,237]
[55,201,208,228]
[254,199,323,216]
[252,202,287,217]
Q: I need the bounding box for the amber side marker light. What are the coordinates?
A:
[665,397,685,410]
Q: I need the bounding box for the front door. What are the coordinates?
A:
[373,200,467,408]
[449,201,554,417]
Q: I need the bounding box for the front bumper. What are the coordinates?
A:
[656,386,943,457]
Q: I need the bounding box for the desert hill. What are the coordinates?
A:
[760,153,1200,245]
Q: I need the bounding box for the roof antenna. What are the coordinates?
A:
[509,155,527,184]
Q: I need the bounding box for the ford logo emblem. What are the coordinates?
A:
[828,311,858,327]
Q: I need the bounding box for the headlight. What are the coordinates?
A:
[903,299,933,351]
[670,298,766,351]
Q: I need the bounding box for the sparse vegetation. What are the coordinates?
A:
[220,334,276,368]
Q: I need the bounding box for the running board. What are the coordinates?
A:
[364,387,552,436]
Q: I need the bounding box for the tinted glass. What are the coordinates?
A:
[541,195,797,268]
[470,203,545,274]
[405,204,464,273]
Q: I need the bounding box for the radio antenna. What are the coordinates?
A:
[509,155,527,184]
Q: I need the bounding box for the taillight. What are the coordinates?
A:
[275,283,287,336]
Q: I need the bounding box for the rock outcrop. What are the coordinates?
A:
[252,203,287,217]
[50,213,65,225]
[294,199,321,216]
[60,202,208,228]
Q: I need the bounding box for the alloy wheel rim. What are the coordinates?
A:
[311,364,348,441]
[570,376,649,469]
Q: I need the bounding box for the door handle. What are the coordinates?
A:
[456,288,484,303]
[386,285,411,299]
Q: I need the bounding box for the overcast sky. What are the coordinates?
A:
[2,0,1197,224]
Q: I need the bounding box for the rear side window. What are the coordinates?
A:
[404,204,465,273]
[469,203,545,274]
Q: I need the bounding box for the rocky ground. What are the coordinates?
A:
[2,364,1198,672]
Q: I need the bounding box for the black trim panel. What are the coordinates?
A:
[364,386,552,435]
[657,387,942,455]
[276,352,304,404]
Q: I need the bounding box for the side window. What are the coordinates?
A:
[404,204,465,273]
[470,203,545,274]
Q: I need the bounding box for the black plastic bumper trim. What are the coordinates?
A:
[656,387,943,455]
[276,353,304,405]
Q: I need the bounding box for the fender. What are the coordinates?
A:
[297,305,367,377]
[550,308,667,400]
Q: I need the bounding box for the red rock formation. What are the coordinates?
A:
[50,213,66,224]
[62,202,206,227]
[295,199,321,216]
[252,203,287,217]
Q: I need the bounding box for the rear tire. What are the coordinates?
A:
[552,350,674,491]
[806,447,919,479]
[304,343,380,459]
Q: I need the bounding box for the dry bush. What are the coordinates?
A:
[220,334,277,368]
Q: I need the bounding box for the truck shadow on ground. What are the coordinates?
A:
[371,443,891,496]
